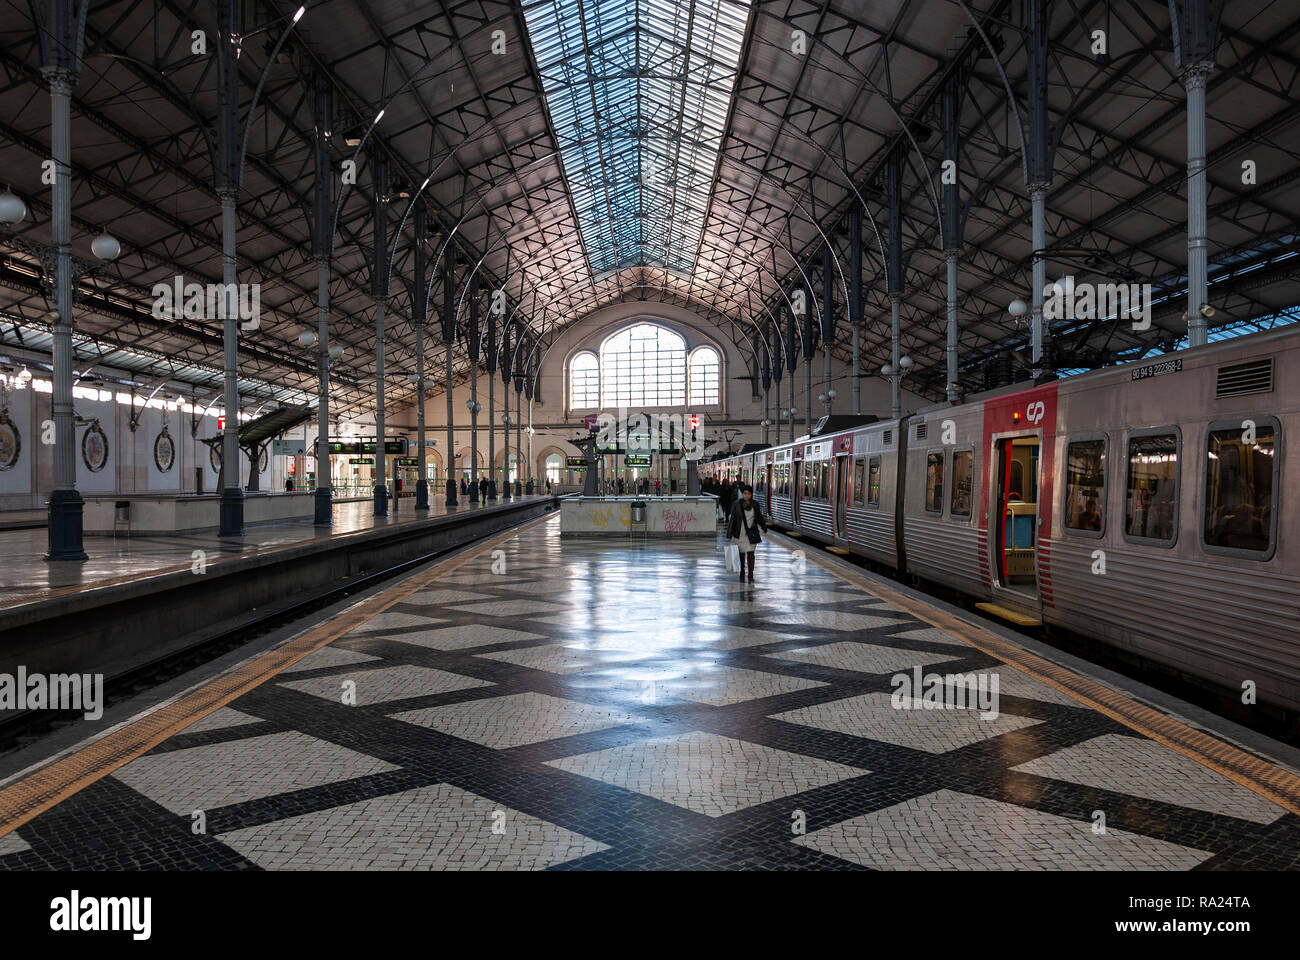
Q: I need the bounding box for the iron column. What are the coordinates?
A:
[43,65,86,560]
[216,0,243,537]
[312,76,333,524]
[371,150,389,517]
[413,208,429,510]
[443,245,457,506]
[1185,63,1212,347]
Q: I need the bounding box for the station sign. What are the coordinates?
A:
[273,439,308,457]
[349,457,375,465]
[624,454,652,467]
[597,444,678,455]
[565,457,588,468]
[327,438,408,455]
[395,457,420,467]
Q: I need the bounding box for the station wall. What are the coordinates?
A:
[345,302,927,482]
[0,375,270,511]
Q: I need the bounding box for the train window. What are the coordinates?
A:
[1124,430,1179,545]
[925,452,944,514]
[853,457,866,506]
[802,461,829,500]
[1064,437,1106,536]
[950,450,973,518]
[1203,420,1277,558]
[867,457,881,507]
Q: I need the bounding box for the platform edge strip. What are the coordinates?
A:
[0,516,546,840]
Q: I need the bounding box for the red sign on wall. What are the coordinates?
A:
[217,415,225,431]
[583,414,598,431]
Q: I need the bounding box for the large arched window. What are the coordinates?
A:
[688,346,720,406]
[569,352,599,409]
[601,323,686,407]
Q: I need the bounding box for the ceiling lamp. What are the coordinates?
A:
[90,228,121,261]
[0,187,26,226]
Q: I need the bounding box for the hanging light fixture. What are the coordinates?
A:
[0,187,26,226]
[90,227,121,261]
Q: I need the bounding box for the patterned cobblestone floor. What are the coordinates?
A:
[1,514,1296,871]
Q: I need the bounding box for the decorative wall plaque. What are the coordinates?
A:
[153,424,175,472]
[81,420,109,472]
[0,408,20,472]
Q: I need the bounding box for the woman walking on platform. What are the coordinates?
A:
[726,483,767,584]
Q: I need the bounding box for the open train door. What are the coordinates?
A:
[791,443,805,526]
[993,436,1041,598]
[980,385,1058,627]
[832,434,853,538]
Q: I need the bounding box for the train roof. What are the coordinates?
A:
[913,322,1299,416]
[703,324,1299,464]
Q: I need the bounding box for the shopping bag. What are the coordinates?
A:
[725,543,740,573]
[716,503,725,523]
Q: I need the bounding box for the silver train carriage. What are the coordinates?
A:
[700,325,1298,714]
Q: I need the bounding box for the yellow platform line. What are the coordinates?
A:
[0,516,546,840]
[771,531,1300,819]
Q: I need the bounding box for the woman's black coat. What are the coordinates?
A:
[726,498,767,544]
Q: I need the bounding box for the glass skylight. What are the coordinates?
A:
[522,0,752,277]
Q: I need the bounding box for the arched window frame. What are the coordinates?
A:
[598,322,687,408]
[569,351,600,410]
[688,345,721,407]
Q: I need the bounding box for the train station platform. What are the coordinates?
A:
[0,512,1296,871]
[0,496,555,697]
[0,497,547,608]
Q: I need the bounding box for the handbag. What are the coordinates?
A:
[725,543,740,573]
